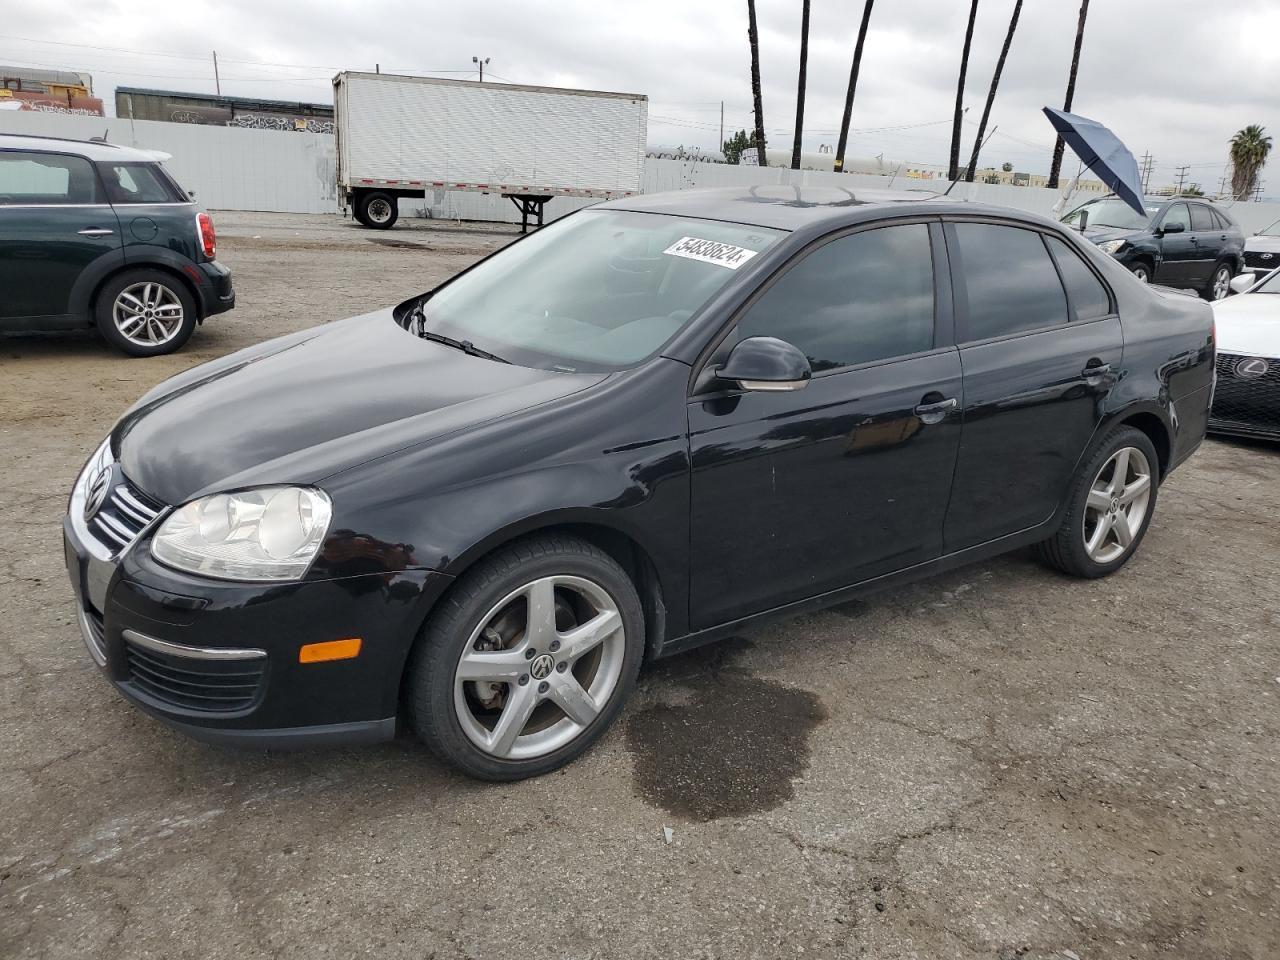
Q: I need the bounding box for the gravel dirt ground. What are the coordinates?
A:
[2,212,1278,960]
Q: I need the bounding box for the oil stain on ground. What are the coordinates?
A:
[625,639,828,822]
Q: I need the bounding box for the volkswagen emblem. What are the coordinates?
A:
[1235,357,1270,379]
[530,654,555,681]
[83,466,111,521]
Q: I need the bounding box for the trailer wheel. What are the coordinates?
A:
[357,191,398,229]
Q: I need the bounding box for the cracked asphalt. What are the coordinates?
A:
[2,213,1279,959]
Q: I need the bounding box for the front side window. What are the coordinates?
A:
[1046,236,1111,321]
[1161,203,1191,232]
[99,162,184,204]
[1190,205,1215,232]
[417,209,784,372]
[0,151,100,205]
[736,224,935,372]
[952,223,1068,341]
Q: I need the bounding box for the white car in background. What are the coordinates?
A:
[1210,270,1280,440]
[1242,218,1280,279]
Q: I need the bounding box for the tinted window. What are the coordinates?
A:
[99,162,182,204]
[0,151,99,204]
[1190,204,1214,231]
[1162,203,1190,231]
[1046,236,1111,321]
[1210,209,1232,230]
[952,223,1068,341]
[737,224,935,372]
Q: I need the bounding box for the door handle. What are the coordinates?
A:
[1082,361,1111,377]
[77,228,114,237]
[914,396,958,424]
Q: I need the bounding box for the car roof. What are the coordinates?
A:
[0,133,163,163]
[599,185,1057,232]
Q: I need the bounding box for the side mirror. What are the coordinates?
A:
[1229,274,1255,295]
[716,336,811,392]
[1076,210,1089,233]
[1161,221,1185,234]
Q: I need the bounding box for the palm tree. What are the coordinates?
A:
[964,0,1023,182]
[791,0,811,169]
[1047,0,1091,188]
[947,0,980,182]
[747,0,768,166]
[833,0,876,173]
[1230,125,1272,200]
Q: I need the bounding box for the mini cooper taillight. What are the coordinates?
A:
[196,211,216,258]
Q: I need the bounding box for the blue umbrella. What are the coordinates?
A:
[1043,107,1147,216]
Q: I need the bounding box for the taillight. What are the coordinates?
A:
[196,212,216,258]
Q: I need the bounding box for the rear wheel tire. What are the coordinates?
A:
[1035,426,1160,579]
[1204,262,1232,301]
[356,191,398,229]
[94,269,197,357]
[406,534,645,781]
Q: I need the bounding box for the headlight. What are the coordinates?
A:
[151,486,332,582]
[1098,239,1127,255]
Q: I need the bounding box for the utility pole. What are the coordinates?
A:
[719,101,724,149]
[212,51,221,95]
[1139,151,1153,193]
[473,56,490,81]
[1254,180,1265,202]
[1174,165,1190,195]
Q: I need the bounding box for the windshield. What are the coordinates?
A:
[1258,218,1280,237]
[1062,197,1160,231]
[415,209,784,372]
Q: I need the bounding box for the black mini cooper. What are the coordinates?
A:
[65,187,1214,780]
[0,134,234,355]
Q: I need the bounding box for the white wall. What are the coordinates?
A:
[5,110,1279,234]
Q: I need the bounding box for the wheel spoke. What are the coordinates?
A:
[143,283,156,307]
[1113,510,1135,548]
[118,315,145,335]
[456,647,529,682]
[523,578,558,648]
[1086,487,1112,512]
[153,303,182,315]
[556,607,621,662]
[1108,449,1130,494]
[119,291,145,311]
[487,682,539,757]
[1119,473,1150,505]
[1085,514,1112,556]
[548,673,600,726]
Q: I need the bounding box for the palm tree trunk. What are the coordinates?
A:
[747,0,768,167]
[791,0,811,170]
[947,0,980,182]
[964,0,1022,182]
[834,0,875,173]
[1047,0,1091,188]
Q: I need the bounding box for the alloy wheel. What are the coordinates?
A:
[1211,267,1231,300]
[112,281,184,346]
[453,575,625,760]
[1131,266,1149,283]
[1082,446,1152,564]
[367,197,393,224]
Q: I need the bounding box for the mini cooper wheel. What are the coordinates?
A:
[1205,263,1232,301]
[1036,426,1159,578]
[95,269,197,356]
[406,535,645,780]
[357,191,399,229]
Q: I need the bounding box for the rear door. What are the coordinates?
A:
[1154,202,1195,284]
[942,220,1121,551]
[688,220,964,628]
[95,161,198,264]
[1187,202,1220,282]
[0,150,122,324]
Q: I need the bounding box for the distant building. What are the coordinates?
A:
[115,87,333,133]
[0,64,104,115]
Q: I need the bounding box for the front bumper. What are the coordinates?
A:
[64,509,448,748]
[194,259,235,318]
[1209,352,1280,442]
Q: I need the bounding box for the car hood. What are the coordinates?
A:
[1211,293,1280,357]
[115,309,606,506]
[1245,234,1280,254]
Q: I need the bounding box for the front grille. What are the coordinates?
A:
[79,606,107,666]
[1244,250,1278,269]
[124,639,266,713]
[88,478,164,554]
[1211,352,1280,434]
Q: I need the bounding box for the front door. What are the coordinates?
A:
[0,150,121,323]
[941,221,1123,550]
[688,221,963,629]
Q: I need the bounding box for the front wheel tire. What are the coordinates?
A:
[1129,263,1151,283]
[406,535,645,781]
[1035,426,1160,578]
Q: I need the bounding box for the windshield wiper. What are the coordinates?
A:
[407,302,509,363]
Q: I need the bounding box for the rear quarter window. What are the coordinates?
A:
[98,162,185,204]
[1046,236,1112,321]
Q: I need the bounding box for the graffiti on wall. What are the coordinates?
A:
[226,113,334,134]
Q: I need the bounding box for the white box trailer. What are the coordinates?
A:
[333,71,647,231]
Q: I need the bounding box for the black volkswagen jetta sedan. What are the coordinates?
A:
[65,187,1215,780]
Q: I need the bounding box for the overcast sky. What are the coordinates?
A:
[4,0,1279,188]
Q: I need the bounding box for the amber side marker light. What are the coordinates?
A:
[299,638,362,663]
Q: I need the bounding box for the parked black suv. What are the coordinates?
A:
[0,134,234,355]
[1062,195,1244,301]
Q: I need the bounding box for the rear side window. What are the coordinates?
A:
[737,223,935,372]
[1046,236,1111,321]
[98,162,183,204]
[0,151,100,204]
[951,223,1068,341]
[1210,209,1232,229]
[1190,205,1215,231]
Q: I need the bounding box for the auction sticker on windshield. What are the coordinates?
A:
[663,236,760,269]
